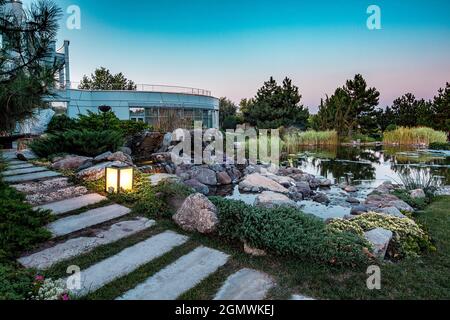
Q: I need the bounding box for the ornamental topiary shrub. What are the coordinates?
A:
[209,197,370,267]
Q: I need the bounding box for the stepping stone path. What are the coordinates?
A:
[47,204,131,237]
[2,152,282,301]
[118,247,229,300]
[3,170,61,183]
[68,231,189,297]
[3,166,49,177]
[34,193,107,215]
[19,218,156,270]
[214,269,275,300]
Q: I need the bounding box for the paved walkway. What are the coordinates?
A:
[1,152,311,301]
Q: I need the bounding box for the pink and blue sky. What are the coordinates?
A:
[24,0,450,111]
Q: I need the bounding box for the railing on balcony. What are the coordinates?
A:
[60,82,212,96]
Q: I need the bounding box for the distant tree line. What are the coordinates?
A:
[220,75,449,139]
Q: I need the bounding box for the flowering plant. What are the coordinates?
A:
[30,275,72,300]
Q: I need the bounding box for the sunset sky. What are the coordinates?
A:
[23,0,450,111]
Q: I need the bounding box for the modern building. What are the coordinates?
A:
[3,1,220,131]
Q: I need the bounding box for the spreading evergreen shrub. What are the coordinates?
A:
[29,129,124,158]
[0,180,52,263]
[209,197,370,267]
[46,114,77,133]
[0,264,35,300]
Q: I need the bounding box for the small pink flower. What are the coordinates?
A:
[61,293,70,301]
[35,275,45,282]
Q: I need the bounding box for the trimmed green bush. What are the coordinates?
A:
[46,114,77,133]
[209,197,370,267]
[28,129,124,158]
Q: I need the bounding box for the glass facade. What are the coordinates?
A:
[130,107,214,131]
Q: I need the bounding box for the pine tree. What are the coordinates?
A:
[0,0,62,132]
[244,77,309,129]
[431,83,450,135]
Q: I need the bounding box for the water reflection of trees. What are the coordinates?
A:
[295,145,450,184]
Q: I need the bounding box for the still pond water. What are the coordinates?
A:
[221,145,450,220]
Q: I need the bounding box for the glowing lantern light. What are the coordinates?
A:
[105,165,134,193]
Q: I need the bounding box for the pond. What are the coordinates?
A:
[220,145,450,220]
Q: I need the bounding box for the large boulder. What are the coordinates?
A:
[217,171,232,185]
[364,228,393,259]
[51,155,93,171]
[389,200,414,213]
[255,191,297,209]
[373,207,407,219]
[94,151,112,163]
[192,167,218,186]
[350,205,370,215]
[173,193,219,234]
[16,109,55,135]
[184,179,209,195]
[312,193,330,204]
[107,151,133,164]
[293,181,311,198]
[158,132,173,153]
[132,132,165,160]
[265,174,296,188]
[239,173,288,194]
[76,161,124,181]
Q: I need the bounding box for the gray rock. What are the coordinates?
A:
[94,151,112,163]
[192,167,218,186]
[364,228,393,259]
[389,200,414,213]
[107,151,133,164]
[26,186,89,206]
[320,179,332,187]
[293,181,311,198]
[51,155,93,171]
[77,161,123,182]
[173,193,219,234]
[374,206,407,219]
[288,187,303,202]
[265,174,296,188]
[158,132,173,152]
[148,173,180,186]
[410,189,426,199]
[255,191,297,209]
[350,205,369,215]
[11,178,70,194]
[309,178,322,190]
[226,167,242,182]
[346,197,360,204]
[344,185,357,193]
[119,147,132,156]
[312,193,330,204]
[184,179,209,195]
[239,173,288,194]
[217,171,232,185]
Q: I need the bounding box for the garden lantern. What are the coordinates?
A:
[105,165,134,193]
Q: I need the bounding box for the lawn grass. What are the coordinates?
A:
[57,197,449,300]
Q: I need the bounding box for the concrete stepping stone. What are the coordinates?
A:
[3,170,61,183]
[67,231,189,297]
[26,186,89,206]
[3,166,48,176]
[34,193,107,215]
[18,218,156,270]
[118,246,229,300]
[5,160,27,165]
[214,268,275,300]
[6,163,35,170]
[12,177,71,194]
[47,204,131,238]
